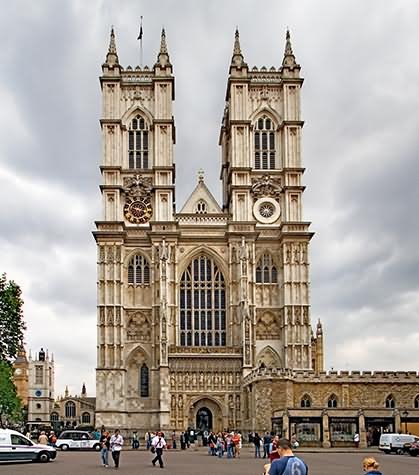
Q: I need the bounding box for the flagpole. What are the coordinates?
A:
[140,16,143,68]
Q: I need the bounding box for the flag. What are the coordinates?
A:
[137,18,143,40]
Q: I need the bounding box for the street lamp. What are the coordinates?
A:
[402,410,409,434]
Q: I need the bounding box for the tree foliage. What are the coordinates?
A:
[0,273,25,363]
[0,361,23,427]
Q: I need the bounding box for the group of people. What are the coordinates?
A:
[35,430,57,446]
[99,429,167,469]
[262,439,383,475]
[206,431,242,458]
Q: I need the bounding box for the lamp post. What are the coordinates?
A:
[402,410,409,433]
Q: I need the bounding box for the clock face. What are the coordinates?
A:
[35,390,42,397]
[14,368,22,376]
[124,199,153,224]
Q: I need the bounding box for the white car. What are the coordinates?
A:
[0,429,56,463]
[56,430,101,451]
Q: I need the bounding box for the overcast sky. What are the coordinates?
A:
[1,0,419,397]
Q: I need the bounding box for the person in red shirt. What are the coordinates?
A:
[269,435,280,462]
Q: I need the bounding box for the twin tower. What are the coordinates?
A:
[94,27,323,433]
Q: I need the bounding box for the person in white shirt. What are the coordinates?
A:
[151,431,167,468]
[110,429,124,469]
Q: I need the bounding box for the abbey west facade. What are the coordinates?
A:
[94,27,419,447]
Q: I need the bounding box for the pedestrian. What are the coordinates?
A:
[253,432,262,458]
[269,436,280,463]
[110,429,124,469]
[269,438,308,475]
[354,432,360,448]
[171,430,177,449]
[232,431,241,458]
[263,431,272,458]
[362,457,383,474]
[132,431,139,449]
[180,431,186,450]
[100,431,110,468]
[145,431,151,450]
[48,430,57,447]
[216,433,225,458]
[184,430,190,448]
[38,431,48,445]
[151,431,167,468]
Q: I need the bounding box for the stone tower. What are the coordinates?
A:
[27,348,55,428]
[220,29,314,373]
[12,345,29,406]
[94,27,322,434]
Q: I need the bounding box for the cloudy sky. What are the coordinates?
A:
[1,0,419,396]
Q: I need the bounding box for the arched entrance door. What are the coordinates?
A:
[196,407,212,432]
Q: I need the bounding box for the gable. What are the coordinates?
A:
[179,180,222,214]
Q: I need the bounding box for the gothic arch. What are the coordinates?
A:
[121,104,154,128]
[125,346,151,398]
[124,248,151,267]
[125,345,151,365]
[188,396,224,432]
[249,106,282,129]
[177,246,229,281]
[256,345,281,368]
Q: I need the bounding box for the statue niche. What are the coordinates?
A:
[257,346,281,369]
[256,311,280,340]
[126,312,151,342]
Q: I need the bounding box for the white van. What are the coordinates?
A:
[0,429,56,463]
[379,433,418,454]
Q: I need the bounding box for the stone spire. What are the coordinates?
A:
[230,28,245,70]
[104,26,119,67]
[316,318,323,337]
[81,382,87,397]
[65,385,69,398]
[282,29,298,69]
[156,27,171,68]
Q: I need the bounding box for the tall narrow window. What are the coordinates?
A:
[385,394,395,408]
[255,253,278,284]
[128,255,150,285]
[327,394,338,408]
[414,395,419,409]
[254,115,276,170]
[301,394,312,408]
[180,256,226,347]
[140,363,149,397]
[65,401,76,418]
[35,365,43,385]
[128,115,149,169]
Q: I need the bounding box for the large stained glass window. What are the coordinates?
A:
[180,256,226,347]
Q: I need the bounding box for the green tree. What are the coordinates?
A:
[0,361,23,427]
[0,273,25,363]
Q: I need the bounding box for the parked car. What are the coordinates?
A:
[0,429,56,463]
[379,433,417,454]
[56,430,101,451]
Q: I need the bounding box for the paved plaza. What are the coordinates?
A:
[1,448,418,475]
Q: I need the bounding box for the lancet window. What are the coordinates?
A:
[256,253,278,284]
[301,394,312,408]
[128,115,149,169]
[327,394,338,408]
[385,394,395,408]
[414,395,419,409]
[128,255,150,285]
[65,401,76,418]
[179,255,226,347]
[140,363,149,397]
[254,115,276,170]
[195,200,208,214]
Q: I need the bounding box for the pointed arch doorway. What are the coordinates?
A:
[189,397,223,433]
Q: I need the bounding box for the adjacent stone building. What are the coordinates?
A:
[94,26,419,446]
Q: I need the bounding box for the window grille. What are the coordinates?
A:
[140,363,149,397]
[254,115,276,170]
[128,115,149,169]
[50,412,59,422]
[128,255,150,285]
[256,253,278,284]
[180,256,226,347]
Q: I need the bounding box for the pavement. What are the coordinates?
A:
[1,447,418,475]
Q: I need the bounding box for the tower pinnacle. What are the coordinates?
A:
[104,26,119,67]
[233,28,241,55]
[282,28,298,69]
[230,28,246,71]
[155,27,171,69]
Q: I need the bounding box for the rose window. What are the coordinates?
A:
[259,202,275,218]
